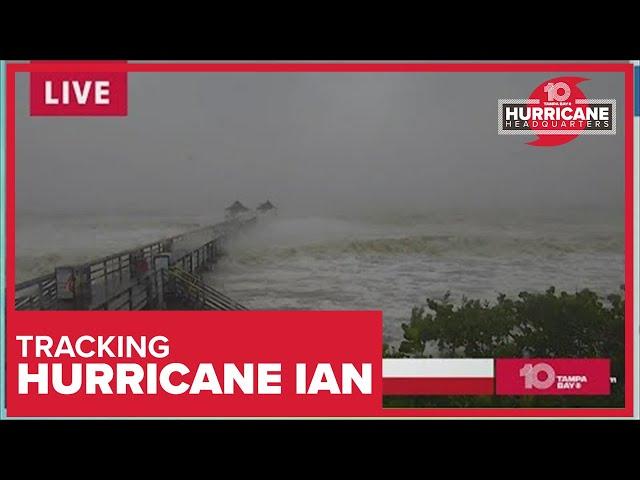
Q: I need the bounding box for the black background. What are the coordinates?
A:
[0,9,638,459]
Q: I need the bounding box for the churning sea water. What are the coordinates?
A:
[203,210,625,344]
[17,209,624,344]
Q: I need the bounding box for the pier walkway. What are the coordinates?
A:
[15,217,255,311]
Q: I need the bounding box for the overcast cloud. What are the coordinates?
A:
[15,71,626,218]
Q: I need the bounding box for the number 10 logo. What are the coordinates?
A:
[519,362,556,390]
[543,81,571,102]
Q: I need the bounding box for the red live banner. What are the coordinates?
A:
[7,311,382,417]
[30,61,127,116]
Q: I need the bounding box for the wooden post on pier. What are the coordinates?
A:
[153,253,171,309]
[216,235,226,257]
[130,249,148,280]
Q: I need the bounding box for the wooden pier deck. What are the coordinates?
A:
[15,217,256,311]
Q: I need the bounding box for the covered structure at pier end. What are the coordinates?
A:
[256,200,277,216]
[225,201,250,220]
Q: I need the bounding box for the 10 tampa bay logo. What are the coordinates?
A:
[495,359,611,395]
[519,362,587,391]
[498,77,616,147]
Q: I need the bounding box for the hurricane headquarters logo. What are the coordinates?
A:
[498,77,616,147]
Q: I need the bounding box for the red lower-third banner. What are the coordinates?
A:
[7,311,382,417]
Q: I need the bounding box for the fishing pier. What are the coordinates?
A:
[15,216,257,311]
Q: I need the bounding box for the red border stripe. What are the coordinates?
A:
[9,63,632,73]
[5,62,634,417]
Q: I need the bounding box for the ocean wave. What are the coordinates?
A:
[228,233,624,263]
[16,214,624,283]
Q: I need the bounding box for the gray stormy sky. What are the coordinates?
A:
[15,72,626,218]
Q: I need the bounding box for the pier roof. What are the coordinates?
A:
[257,200,276,212]
[225,201,250,213]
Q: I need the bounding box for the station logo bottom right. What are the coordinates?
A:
[495,359,611,395]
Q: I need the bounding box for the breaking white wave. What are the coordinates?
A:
[228,233,622,262]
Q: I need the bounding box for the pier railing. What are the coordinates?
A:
[14,273,58,310]
[14,217,255,310]
[165,267,247,310]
